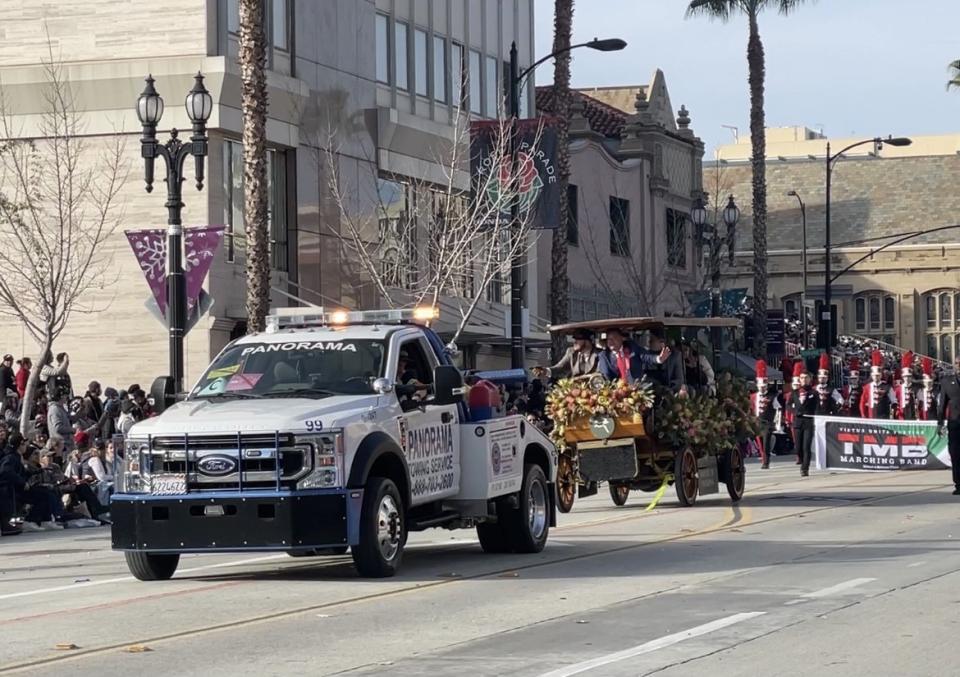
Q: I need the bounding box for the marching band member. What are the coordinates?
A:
[859,350,897,419]
[895,352,916,420]
[788,365,817,477]
[816,352,844,409]
[751,360,781,470]
[787,360,803,464]
[917,357,937,421]
[840,357,862,417]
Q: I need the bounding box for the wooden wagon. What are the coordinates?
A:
[546,317,749,512]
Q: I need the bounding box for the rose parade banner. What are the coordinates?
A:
[470,118,559,229]
[814,416,952,472]
[125,226,225,318]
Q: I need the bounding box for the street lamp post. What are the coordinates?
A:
[787,190,808,348]
[136,73,213,393]
[821,135,912,349]
[507,37,626,369]
[690,195,739,319]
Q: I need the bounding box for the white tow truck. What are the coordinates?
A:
[112,308,558,579]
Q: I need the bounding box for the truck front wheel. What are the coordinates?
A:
[125,552,180,581]
[352,477,405,577]
[503,464,550,553]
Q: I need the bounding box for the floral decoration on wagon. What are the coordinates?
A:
[654,376,760,457]
[545,376,655,446]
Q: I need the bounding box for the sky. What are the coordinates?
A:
[533,0,960,155]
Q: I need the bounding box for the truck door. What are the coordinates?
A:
[396,337,461,505]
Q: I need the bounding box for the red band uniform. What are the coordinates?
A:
[917,357,936,421]
[894,352,916,420]
[750,360,781,469]
[860,350,896,419]
[839,357,862,417]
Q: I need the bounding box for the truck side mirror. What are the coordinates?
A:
[150,376,176,414]
[433,365,465,406]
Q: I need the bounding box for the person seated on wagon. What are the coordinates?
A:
[599,327,670,385]
[533,329,600,379]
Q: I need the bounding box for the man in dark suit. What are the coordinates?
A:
[599,328,669,385]
[648,329,685,394]
[936,354,960,495]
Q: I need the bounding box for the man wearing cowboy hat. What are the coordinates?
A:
[534,328,601,378]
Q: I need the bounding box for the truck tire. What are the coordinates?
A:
[352,476,405,578]
[125,552,180,581]
[503,464,550,553]
[476,520,512,553]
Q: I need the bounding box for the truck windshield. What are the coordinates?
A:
[190,339,386,399]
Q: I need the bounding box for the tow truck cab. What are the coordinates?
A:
[112,307,557,579]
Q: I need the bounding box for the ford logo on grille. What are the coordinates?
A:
[197,454,238,477]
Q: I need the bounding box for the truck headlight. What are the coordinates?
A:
[296,432,344,489]
[118,438,151,494]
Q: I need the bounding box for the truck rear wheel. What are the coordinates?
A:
[352,476,405,578]
[503,464,550,553]
[125,552,180,581]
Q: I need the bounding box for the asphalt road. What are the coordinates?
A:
[1,457,958,676]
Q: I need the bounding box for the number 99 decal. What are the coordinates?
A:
[304,419,323,432]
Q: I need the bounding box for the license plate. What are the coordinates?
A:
[151,474,187,495]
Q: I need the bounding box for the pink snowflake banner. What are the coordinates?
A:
[125,226,225,317]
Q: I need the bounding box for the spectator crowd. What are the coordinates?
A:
[0,350,155,537]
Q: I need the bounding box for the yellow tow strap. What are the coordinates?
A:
[645,473,674,512]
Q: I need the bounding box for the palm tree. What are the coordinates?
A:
[948,60,960,90]
[239,0,270,333]
[549,0,574,363]
[686,0,808,357]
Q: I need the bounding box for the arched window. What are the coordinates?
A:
[785,298,797,318]
[854,291,897,340]
[927,296,937,328]
[884,296,895,330]
[855,298,866,330]
[942,292,952,326]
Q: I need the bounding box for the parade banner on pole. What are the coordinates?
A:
[470,118,559,229]
[126,226,225,317]
[814,416,952,472]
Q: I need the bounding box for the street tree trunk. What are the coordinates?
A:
[239,0,270,333]
[747,10,767,358]
[549,0,574,363]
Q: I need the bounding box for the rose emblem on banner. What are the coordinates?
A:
[488,151,544,216]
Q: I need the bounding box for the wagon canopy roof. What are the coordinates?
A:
[548,316,743,335]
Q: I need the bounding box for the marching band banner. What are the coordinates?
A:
[814,416,952,472]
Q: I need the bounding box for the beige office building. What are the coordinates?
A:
[707,127,960,359]
[0,0,535,388]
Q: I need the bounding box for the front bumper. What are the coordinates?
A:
[111,489,363,553]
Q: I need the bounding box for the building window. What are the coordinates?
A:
[855,298,866,330]
[884,296,895,330]
[433,36,446,103]
[927,334,938,359]
[868,297,880,330]
[223,0,291,74]
[943,335,953,362]
[223,140,290,271]
[451,42,464,107]
[395,21,409,90]
[271,0,288,51]
[785,298,798,318]
[567,184,579,246]
[377,178,416,289]
[609,197,630,257]
[941,292,952,326]
[414,28,428,97]
[920,290,960,361]
[469,50,482,114]
[927,295,937,328]
[666,208,687,268]
[375,13,389,83]
[485,55,498,117]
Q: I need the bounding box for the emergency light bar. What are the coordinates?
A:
[265,306,439,332]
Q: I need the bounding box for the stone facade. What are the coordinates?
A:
[706,128,960,359]
[536,71,705,323]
